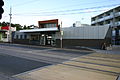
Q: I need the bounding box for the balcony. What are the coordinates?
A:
[115,21,120,26]
[115,12,120,17]
[91,20,98,24]
[104,15,114,20]
[95,15,113,23]
[104,23,110,26]
[98,18,105,22]
[104,22,115,27]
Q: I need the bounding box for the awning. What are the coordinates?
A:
[19,27,59,33]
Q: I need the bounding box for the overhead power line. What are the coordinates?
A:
[14,3,120,15]
[13,9,108,16]
[35,0,120,12]
[34,3,120,14]
[13,0,119,11]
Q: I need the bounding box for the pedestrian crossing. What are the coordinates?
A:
[14,52,120,80]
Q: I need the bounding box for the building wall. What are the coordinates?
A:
[0,31,9,42]
[13,31,30,44]
[56,39,111,49]
[0,26,16,42]
[13,39,29,44]
[13,25,112,49]
[91,6,120,45]
[55,26,111,49]
[55,26,110,39]
[91,6,120,27]
[0,33,2,41]
[38,19,59,28]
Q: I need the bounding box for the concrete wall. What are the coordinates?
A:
[55,26,112,49]
[13,39,29,44]
[55,26,110,39]
[56,38,111,49]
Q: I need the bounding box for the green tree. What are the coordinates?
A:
[1,21,7,26]
[23,25,27,29]
[15,24,23,31]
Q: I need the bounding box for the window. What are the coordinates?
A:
[51,24,54,27]
[24,35,27,39]
[46,24,49,28]
[2,33,7,38]
[49,24,51,27]
[54,24,57,27]
[20,35,23,39]
[16,35,18,39]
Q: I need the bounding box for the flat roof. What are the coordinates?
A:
[19,27,59,33]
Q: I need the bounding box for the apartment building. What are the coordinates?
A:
[91,6,120,45]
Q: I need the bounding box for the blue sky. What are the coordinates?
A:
[1,0,120,27]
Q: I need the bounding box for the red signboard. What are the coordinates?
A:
[1,26,9,30]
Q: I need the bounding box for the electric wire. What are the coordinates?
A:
[13,3,120,16]
[13,9,108,16]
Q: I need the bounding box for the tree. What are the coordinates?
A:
[1,21,7,26]
[14,24,23,31]
[0,22,23,31]
[23,25,27,29]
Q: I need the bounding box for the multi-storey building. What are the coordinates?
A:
[91,6,120,45]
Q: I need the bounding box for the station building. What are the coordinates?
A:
[13,19,112,49]
[13,19,59,46]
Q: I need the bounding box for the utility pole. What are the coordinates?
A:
[60,21,63,48]
[9,7,12,43]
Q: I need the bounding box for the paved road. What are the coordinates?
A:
[0,43,93,80]
[14,50,120,80]
[0,43,119,80]
[0,43,92,64]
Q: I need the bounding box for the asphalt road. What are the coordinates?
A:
[0,43,93,78]
[0,53,50,76]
